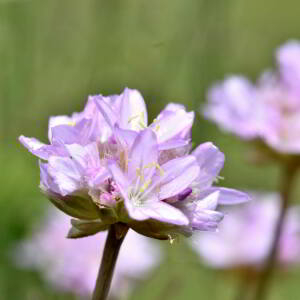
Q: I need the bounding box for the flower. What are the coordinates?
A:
[16,208,161,299]
[203,40,300,154]
[19,88,249,240]
[189,193,300,269]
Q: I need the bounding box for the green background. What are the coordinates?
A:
[1,0,300,299]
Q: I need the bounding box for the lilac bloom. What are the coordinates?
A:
[203,40,300,154]
[189,193,300,269]
[276,40,300,94]
[255,72,300,153]
[204,76,263,140]
[16,208,161,299]
[19,88,249,240]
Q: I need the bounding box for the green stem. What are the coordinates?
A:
[234,271,253,300]
[253,163,298,300]
[92,224,128,300]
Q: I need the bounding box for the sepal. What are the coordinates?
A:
[67,219,110,238]
[47,192,100,220]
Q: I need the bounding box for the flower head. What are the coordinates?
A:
[203,40,300,154]
[189,193,300,269]
[20,88,249,240]
[16,208,161,298]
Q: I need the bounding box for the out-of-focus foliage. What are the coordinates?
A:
[1,0,300,299]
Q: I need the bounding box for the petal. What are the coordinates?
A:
[114,125,138,149]
[51,119,91,145]
[162,103,187,112]
[208,187,251,205]
[107,162,130,193]
[19,135,60,160]
[124,198,151,221]
[194,209,224,223]
[94,97,118,130]
[128,129,158,182]
[190,220,220,231]
[48,156,82,196]
[51,125,79,144]
[39,161,60,194]
[118,88,148,131]
[196,191,220,210]
[158,156,199,199]
[64,143,100,173]
[138,201,189,225]
[158,138,189,150]
[48,115,74,142]
[150,107,194,143]
[82,96,113,143]
[192,142,224,187]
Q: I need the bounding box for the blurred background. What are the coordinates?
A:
[1,0,300,299]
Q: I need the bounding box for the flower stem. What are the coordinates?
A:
[92,224,128,300]
[233,270,254,300]
[253,163,298,300]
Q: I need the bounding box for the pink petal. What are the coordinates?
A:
[192,142,224,187]
[150,107,194,143]
[128,129,158,182]
[138,201,189,225]
[158,156,199,199]
[118,88,148,131]
[48,156,82,196]
[19,135,60,160]
[209,187,251,205]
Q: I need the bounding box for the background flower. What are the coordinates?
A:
[203,40,300,154]
[189,193,300,269]
[16,208,162,299]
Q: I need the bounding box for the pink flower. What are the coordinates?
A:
[20,88,249,240]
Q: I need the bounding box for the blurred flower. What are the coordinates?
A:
[189,193,300,269]
[16,208,161,299]
[203,40,300,154]
[19,88,249,240]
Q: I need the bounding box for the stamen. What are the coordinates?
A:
[68,121,76,127]
[120,151,128,172]
[128,112,146,129]
[215,175,224,183]
[143,162,165,176]
[139,179,152,194]
[127,114,140,124]
[136,167,145,182]
[168,234,177,245]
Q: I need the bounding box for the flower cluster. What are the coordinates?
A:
[20,88,249,240]
[16,208,161,298]
[204,40,300,154]
[189,193,300,269]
